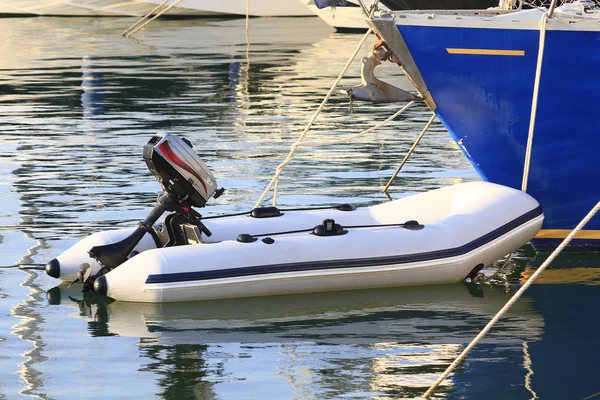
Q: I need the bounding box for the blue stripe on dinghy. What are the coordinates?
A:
[145,205,543,285]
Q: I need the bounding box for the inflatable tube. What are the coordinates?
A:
[48,182,543,302]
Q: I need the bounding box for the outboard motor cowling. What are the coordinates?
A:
[143,134,218,208]
[73,133,223,292]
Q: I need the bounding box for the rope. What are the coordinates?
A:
[251,221,420,238]
[201,204,355,220]
[268,99,416,203]
[245,0,249,42]
[201,211,251,220]
[301,102,415,147]
[253,28,373,209]
[423,199,600,398]
[383,112,436,193]
[279,205,352,212]
[122,0,169,36]
[368,0,381,18]
[343,222,420,229]
[124,0,182,38]
[521,11,548,192]
[356,0,369,15]
[252,228,313,238]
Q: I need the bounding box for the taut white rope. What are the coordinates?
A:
[522,11,548,192]
[245,0,250,41]
[124,0,182,38]
[383,113,435,192]
[253,28,373,209]
[423,200,600,398]
[302,102,415,147]
[122,0,169,36]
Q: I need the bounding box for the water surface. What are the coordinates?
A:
[1,16,599,400]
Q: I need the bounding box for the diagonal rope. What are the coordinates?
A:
[383,112,435,192]
[423,199,600,398]
[124,0,182,38]
[122,0,169,36]
[253,28,373,209]
[301,102,415,147]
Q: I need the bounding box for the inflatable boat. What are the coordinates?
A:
[45,134,543,303]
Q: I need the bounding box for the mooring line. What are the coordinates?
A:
[583,391,600,400]
[253,28,373,209]
[522,10,549,192]
[302,102,415,147]
[123,0,182,38]
[383,112,435,193]
[122,0,169,36]
[245,0,250,42]
[423,199,600,398]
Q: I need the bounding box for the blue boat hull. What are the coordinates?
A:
[389,20,600,250]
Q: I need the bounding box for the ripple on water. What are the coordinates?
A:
[2,15,597,400]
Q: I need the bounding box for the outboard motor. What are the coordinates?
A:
[82,134,223,291]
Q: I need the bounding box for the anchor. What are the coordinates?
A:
[341,41,422,103]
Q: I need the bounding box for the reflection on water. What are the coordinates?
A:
[1,15,600,400]
[10,269,47,399]
[46,283,542,344]
[46,283,543,399]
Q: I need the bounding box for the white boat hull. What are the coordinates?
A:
[0,0,314,17]
[108,217,541,302]
[49,182,543,303]
[300,0,371,31]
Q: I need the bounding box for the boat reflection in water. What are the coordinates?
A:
[0,0,313,17]
[47,282,544,398]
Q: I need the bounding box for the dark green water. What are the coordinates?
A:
[1,16,600,400]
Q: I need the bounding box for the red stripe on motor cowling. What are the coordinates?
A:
[157,141,208,193]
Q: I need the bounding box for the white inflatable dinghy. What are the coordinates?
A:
[45,135,543,303]
[48,185,543,303]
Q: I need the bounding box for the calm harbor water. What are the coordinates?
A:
[1,16,600,399]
